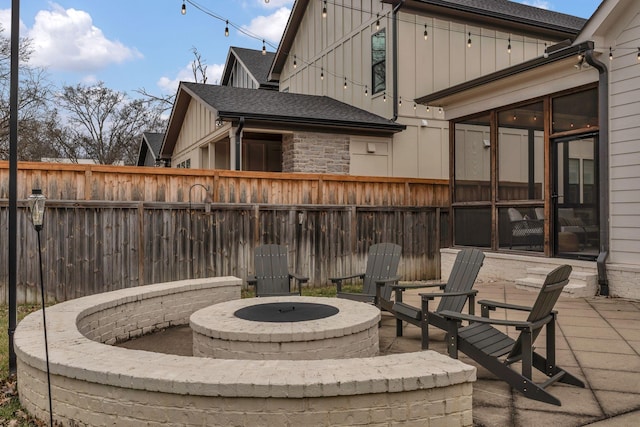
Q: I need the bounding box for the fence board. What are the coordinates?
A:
[1,163,450,304]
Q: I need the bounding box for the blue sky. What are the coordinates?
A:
[0,0,602,98]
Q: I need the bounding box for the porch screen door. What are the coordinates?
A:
[553,134,599,259]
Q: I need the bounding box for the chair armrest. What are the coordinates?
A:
[330,273,365,293]
[375,276,400,286]
[290,273,309,283]
[419,289,478,301]
[440,310,552,330]
[478,299,533,312]
[329,273,365,283]
[390,282,446,291]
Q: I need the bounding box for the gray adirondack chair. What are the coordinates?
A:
[391,248,485,349]
[247,244,308,296]
[330,243,401,309]
[441,264,585,406]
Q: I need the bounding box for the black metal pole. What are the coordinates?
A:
[8,0,20,375]
[36,229,53,427]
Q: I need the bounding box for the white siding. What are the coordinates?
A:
[278,3,558,178]
[608,9,640,264]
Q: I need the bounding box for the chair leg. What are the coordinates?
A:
[396,318,403,337]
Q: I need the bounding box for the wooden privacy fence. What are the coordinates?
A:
[0,162,450,304]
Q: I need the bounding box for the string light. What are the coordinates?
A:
[322,0,327,18]
[507,37,511,54]
[293,54,297,68]
[467,32,472,48]
[224,20,229,37]
[262,40,266,55]
[543,43,548,58]
[383,92,387,102]
[413,103,417,110]
[399,96,402,107]
[320,67,324,80]
[344,77,347,89]
[609,47,613,61]
[376,13,380,30]
[438,106,443,114]
[637,47,640,61]
[424,24,428,40]
[426,106,430,112]
[364,85,368,96]
[181,0,186,15]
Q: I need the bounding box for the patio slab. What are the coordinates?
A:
[388,280,640,426]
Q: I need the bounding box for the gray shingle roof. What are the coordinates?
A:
[415,0,586,32]
[182,83,405,132]
[230,47,278,89]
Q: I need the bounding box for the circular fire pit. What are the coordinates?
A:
[190,296,380,360]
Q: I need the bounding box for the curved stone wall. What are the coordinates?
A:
[15,276,476,426]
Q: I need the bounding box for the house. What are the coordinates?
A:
[159,83,404,172]
[221,46,278,90]
[159,0,640,299]
[137,132,165,167]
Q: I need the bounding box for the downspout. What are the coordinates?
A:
[235,116,245,171]
[391,0,405,121]
[585,48,610,296]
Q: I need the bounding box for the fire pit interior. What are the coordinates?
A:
[190,296,380,360]
[234,301,339,322]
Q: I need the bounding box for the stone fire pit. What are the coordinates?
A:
[190,296,380,359]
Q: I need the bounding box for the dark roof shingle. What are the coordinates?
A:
[182,83,405,132]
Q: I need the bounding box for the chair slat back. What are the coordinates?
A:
[437,248,485,313]
[255,244,291,296]
[362,243,402,299]
[508,264,572,359]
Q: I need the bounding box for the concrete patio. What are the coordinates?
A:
[381,280,640,427]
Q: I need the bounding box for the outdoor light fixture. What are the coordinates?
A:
[28,188,53,427]
[181,0,186,15]
[225,20,229,37]
[322,0,327,18]
[262,40,266,55]
[424,24,428,40]
[28,188,46,230]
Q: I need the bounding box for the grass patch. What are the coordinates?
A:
[241,283,364,298]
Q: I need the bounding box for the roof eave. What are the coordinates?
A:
[218,111,406,134]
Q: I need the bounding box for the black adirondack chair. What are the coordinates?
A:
[391,248,485,349]
[330,243,401,309]
[247,244,308,296]
[441,264,585,406]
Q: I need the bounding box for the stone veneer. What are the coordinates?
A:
[15,276,476,426]
[282,131,350,173]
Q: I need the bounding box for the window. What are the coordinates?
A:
[498,102,544,201]
[371,30,386,94]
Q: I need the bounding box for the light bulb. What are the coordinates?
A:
[467,32,471,48]
[262,40,266,55]
[322,1,327,18]
[293,55,297,68]
[376,14,380,31]
[364,85,368,96]
[424,24,428,41]
[507,37,511,54]
[225,21,229,37]
[320,67,324,80]
[181,1,186,15]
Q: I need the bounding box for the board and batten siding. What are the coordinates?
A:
[608,8,640,264]
[278,2,560,180]
[173,99,217,168]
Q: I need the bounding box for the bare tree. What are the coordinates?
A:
[0,26,58,160]
[56,82,164,165]
[135,47,210,114]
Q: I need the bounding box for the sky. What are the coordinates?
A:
[0,0,603,99]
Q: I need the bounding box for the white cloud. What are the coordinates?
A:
[520,1,550,9]
[242,7,291,44]
[157,62,225,94]
[0,8,29,37]
[26,3,142,72]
